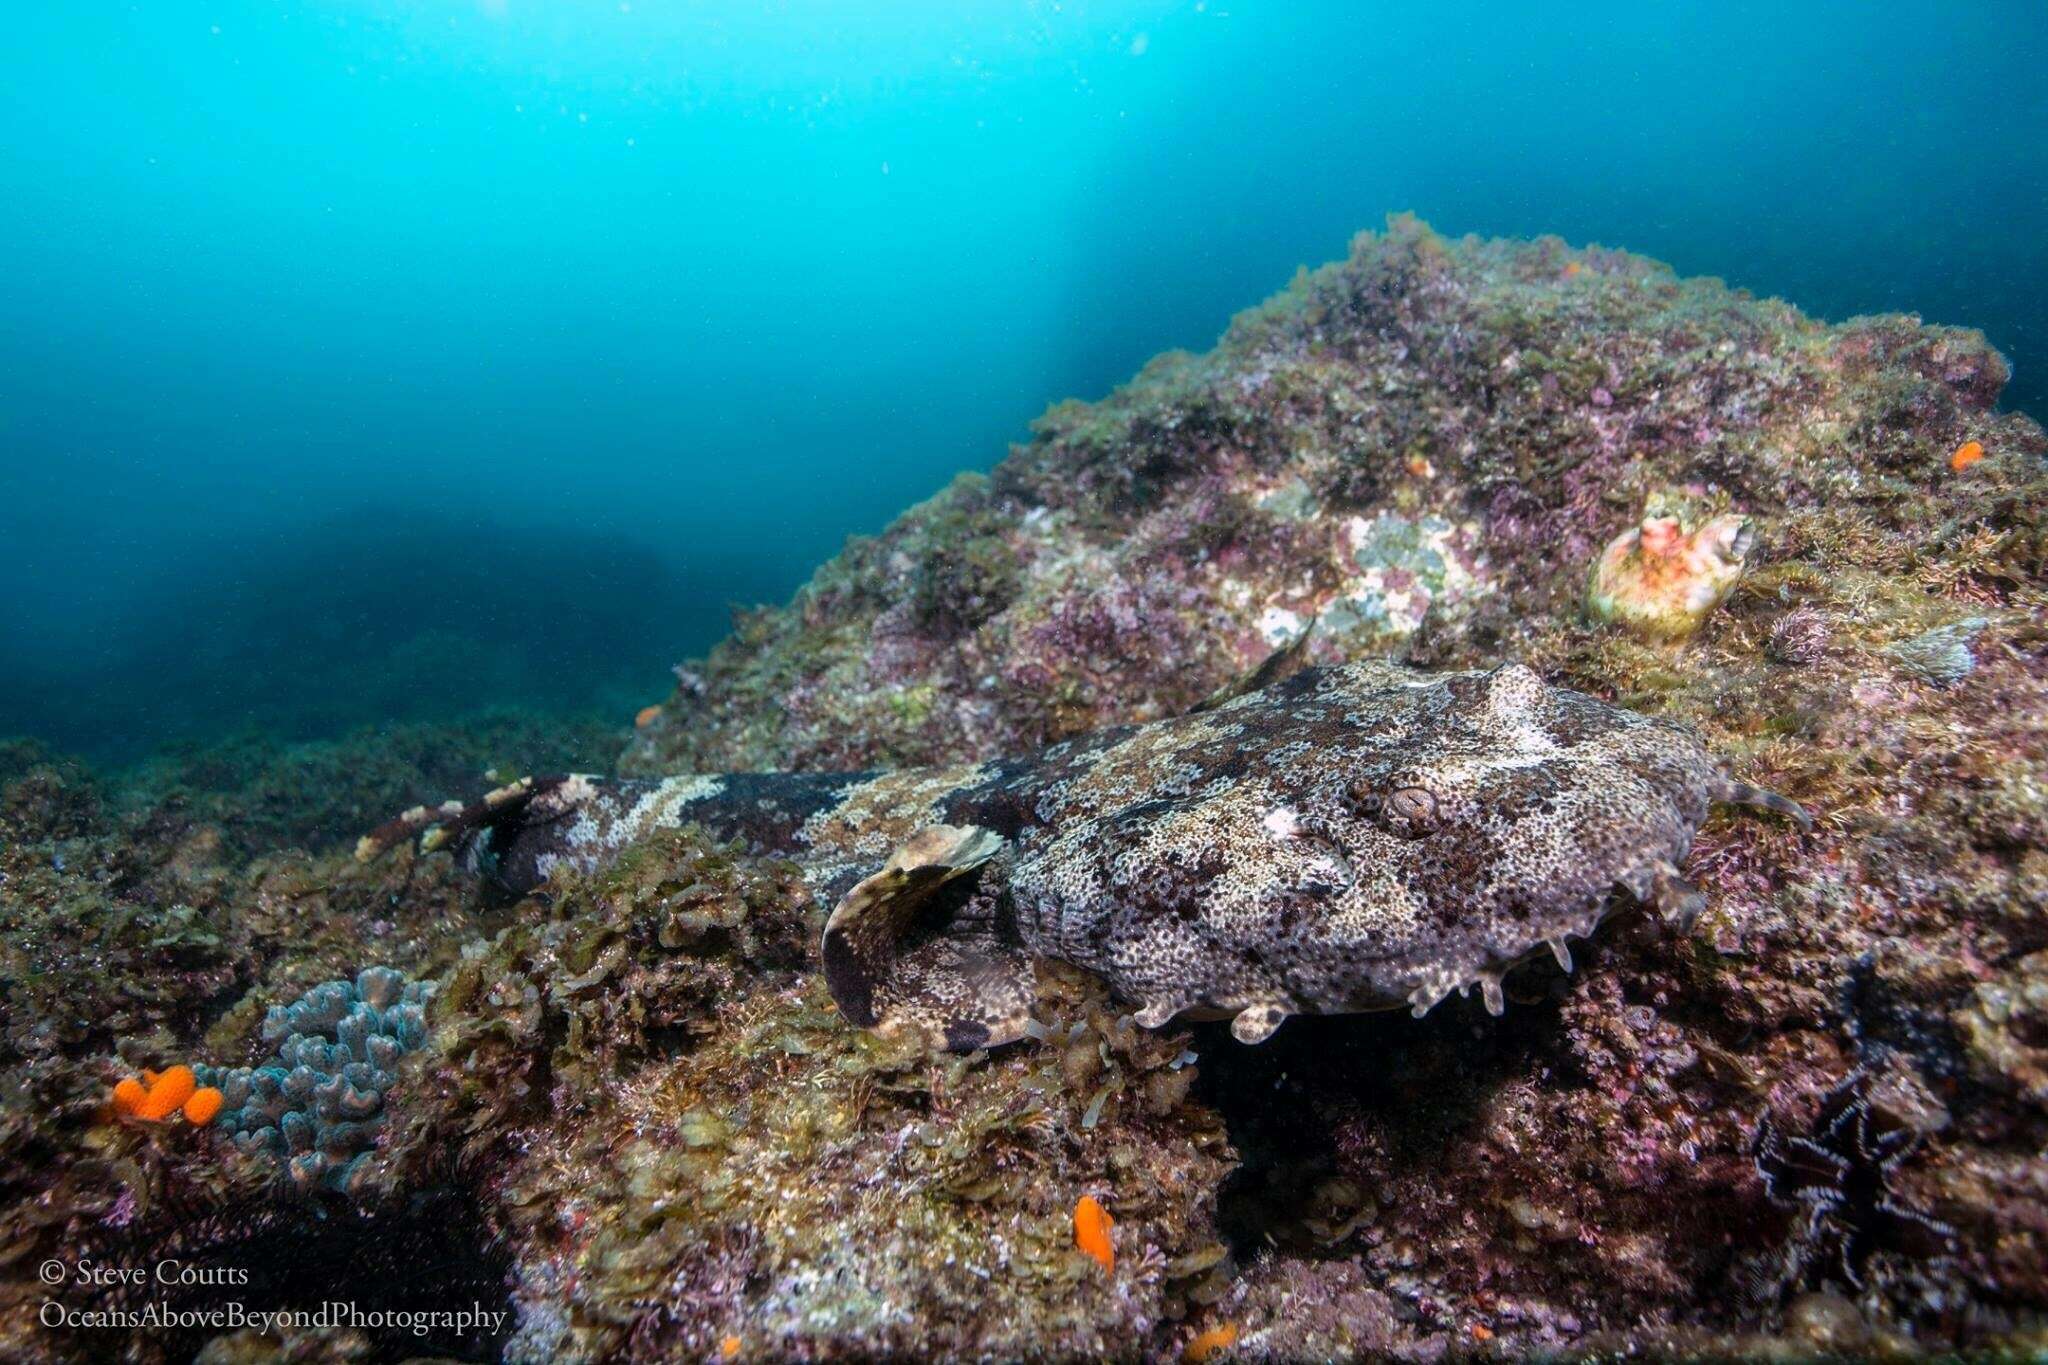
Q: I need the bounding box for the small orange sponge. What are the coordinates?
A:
[133,1065,197,1121]
[635,704,663,728]
[182,1086,225,1125]
[1184,1322,1240,1363]
[1951,440,1985,472]
[111,1077,148,1118]
[1074,1194,1114,1272]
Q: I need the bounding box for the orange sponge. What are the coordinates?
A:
[111,1077,148,1118]
[133,1065,197,1121]
[182,1086,225,1125]
[1074,1195,1114,1272]
[1184,1322,1240,1363]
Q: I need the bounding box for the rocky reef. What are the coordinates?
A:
[4,217,2047,1361]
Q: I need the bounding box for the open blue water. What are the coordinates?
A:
[4,1,2044,760]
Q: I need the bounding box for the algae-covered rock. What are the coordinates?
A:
[378,833,1230,1361]
[1956,949,2048,1106]
[623,215,2043,777]
[591,217,2046,1358]
[0,722,557,1363]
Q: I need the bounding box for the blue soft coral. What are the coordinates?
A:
[194,966,432,1195]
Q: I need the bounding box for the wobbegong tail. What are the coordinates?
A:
[355,768,885,898]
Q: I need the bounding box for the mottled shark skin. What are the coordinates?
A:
[358,661,1806,1051]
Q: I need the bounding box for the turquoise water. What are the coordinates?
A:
[4,1,2044,759]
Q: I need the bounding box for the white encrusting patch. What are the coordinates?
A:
[1256,605,1304,646]
[1327,513,1492,643]
[1261,806,1301,840]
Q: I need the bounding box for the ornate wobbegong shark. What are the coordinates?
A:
[358,660,1806,1050]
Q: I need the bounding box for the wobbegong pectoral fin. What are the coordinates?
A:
[820,824,1036,1053]
[1189,613,1318,714]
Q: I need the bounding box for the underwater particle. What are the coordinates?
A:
[1767,607,1832,666]
[1752,1071,1958,1290]
[1949,439,1985,472]
[1074,1194,1115,1272]
[1183,1321,1240,1362]
[1588,510,1753,641]
[195,966,434,1196]
[1882,617,1988,687]
[182,1087,224,1125]
[635,704,663,728]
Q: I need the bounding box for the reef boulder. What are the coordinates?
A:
[599,215,2048,1359]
